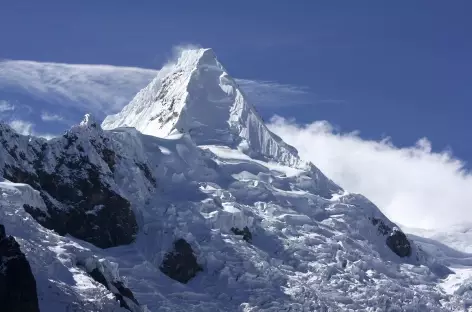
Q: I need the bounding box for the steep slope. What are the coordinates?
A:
[102,49,303,169]
[1,118,461,311]
[405,224,472,303]
[0,224,40,312]
[0,59,307,139]
[0,116,139,248]
[0,47,467,311]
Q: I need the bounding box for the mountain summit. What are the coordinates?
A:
[102,48,303,168]
[0,48,465,311]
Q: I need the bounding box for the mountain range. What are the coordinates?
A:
[0,48,470,311]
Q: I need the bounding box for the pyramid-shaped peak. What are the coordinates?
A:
[102,48,305,168]
[164,48,221,78]
[176,48,217,66]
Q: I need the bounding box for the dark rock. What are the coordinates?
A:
[231,226,252,242]
[135,162,156,185]
[85,267,140,312]
[160,239,202,284]
[1,127,138,249]
[90,136,116,171]
[370,217,391,236]
[11,162,138,249]
[114,281,139,306]
[88,268,108,287]
[386,229,412,258]
[101,148,116,170]
[370,217,411,258]
[0,224,40,312]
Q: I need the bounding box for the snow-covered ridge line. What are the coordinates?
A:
[102,48,306,169]
[2,115,461,310]
[0,46,468,310]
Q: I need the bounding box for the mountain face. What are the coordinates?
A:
[0,224,40,312]
[0,48,464,311]
[1,117,138,249]
[102,49,304,169]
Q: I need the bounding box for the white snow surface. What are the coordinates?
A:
[0,125,465,311]
[405,224,472,303]
[1,47,471,311]
[102,48,304,169]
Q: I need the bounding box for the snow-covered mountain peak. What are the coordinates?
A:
[79,113,98,128]
[0,114,461,310]
[102,48,305,168]
[175,47,217,69]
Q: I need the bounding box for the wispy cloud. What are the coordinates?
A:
[0,54,336,139]
[236,79,313,107]
[0,60,158,117]
[8,119,56,140]
[9,119,33,135]
[0,100,14,112]
[41,112,64,122]
[1,54,465,231]
[268,116,472,230]
[0,58,324,122]
[236,79,345,108]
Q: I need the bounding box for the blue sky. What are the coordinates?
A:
[2,1,470,162]
[1,1,472,227]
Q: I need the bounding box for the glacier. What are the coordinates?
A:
[0,47,470,311]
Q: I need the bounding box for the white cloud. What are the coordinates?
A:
[268,116,472,230]
[236,79,313,107]
[9,119,34,135]
[0,100,14,112]
[0,60,159,116]
[0,58,320,122]
[1,53,467,230]
[0,55,319,141]
[8,119,56,140]
[41,112,64,122]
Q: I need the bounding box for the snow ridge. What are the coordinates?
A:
[102,48,304,168]
[2,115,464,311]
[0,48,469,311]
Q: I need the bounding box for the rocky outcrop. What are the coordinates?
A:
[370,217,392,236]
[231,226,252,242]
[0,224,40,312]
[160,239,202,284]
[0,120,138,249]
[77,257,141,312]
[88,268,140,312]
[18,156,138,249]
[370,217,411,258]
[386,229,411,258]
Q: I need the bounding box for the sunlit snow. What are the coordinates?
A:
[1,47,471,311]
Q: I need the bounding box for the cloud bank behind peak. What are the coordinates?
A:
[0,59,313,118]
[268,116,472,229]
[1,58,468,230]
